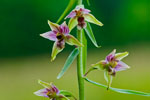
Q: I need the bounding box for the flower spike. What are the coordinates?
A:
[66,5,103,31]
[40,20,83,61]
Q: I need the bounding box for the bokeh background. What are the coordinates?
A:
[0,0,150,100]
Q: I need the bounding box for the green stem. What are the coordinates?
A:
[78,0,83,5]
[77,29,87,100]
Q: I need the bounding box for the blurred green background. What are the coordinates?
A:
[0,0,150,100]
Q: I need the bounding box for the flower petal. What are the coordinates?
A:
[91,60,107,70]
[51,84,60,94]
[80,8,91,14]
[59,21,70,35]
[51,41,65,61]
[65,11,76,18]
[40,31,57,41]
[48,20,60,32]
[115,61,130,72]
[65,35,83,47]
[115,52,129,60]
[34,88,49,98]
[68,17,78,31]
[106,49,116,62]
[83,14,103,26]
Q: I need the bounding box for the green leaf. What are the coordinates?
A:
[57,48,79,79]
[84,22,101,48]
[57,0,77,24]
[38,80,51,88]
[60,90,77,100]
[84,78,150,96]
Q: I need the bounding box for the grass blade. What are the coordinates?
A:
[57,48,79,79]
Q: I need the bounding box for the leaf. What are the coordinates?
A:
[84,14,103,26]
[60,90,77,100]
[57,0,77,24]
[87,0,90,6]
[57,48,79,79]
[84,78,150,96]
[38,80,51,88]
[84,22,101,48]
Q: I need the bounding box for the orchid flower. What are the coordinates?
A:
[66,5,103,30]
[40,20,83,61]
[85,49,130,89]
[34,80,69,100]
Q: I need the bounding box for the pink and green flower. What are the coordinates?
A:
[34,80,69,100]
[66,5,103,30]
[40,20,83,61]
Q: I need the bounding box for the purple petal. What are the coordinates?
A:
[114,61,130,72]
[34,88,49,98]
[59,22,70,35]
[40,31,57,41]
[106,49,116,62]
[51,84,60,94]
[80,8,91,14]
[66,11,76,18]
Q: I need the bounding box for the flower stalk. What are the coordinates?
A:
[77,29,87,100]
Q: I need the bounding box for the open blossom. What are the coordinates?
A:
[85,49,130,89]
[92,49,130,76]
[66,5,103,30]
[40,20,83,61]
[34,80,68,100]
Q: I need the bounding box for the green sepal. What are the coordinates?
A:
[48,20,59,31]
[68,17,78,31]
[84,22,101,48]
[104,71,113,90]
[84,14,103,26]
[65,35,83,47]
[91,60,106,70]
[115,52,129,60]
[51,41,65,62]
[38,80,51,88]
[57,48,79,79]
[60,90,77,100]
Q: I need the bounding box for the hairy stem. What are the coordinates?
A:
[77,29,87,100]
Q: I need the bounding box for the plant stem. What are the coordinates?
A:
[78,0,83,5]
[77,29,87,100]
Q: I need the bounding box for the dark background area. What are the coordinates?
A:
[0,0,149,57]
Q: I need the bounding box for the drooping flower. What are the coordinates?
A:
[85,49,130,89]
[40,20,83,61]
[34,80,69,100]
[66,5,103,30]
